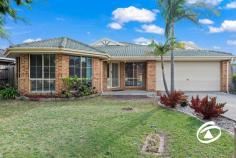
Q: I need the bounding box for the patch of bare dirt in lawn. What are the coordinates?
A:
[121,107,134,112]
[141,133,170,157]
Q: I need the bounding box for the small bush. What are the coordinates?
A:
[190,96,227,119]
[233,73,236,88]
[0,87,18,99]
[62,76,97,98]
[160,91,188,108]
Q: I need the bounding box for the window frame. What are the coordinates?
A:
[29,54,56,93]
[125,62,145,87]
[69,56,93,84]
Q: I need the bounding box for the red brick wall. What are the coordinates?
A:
[55,54,69,94]
[220,61,229,92]
[120,62,125,90]
[17,54,107,95]
[102,61,108,92]
[18,54,29,95]
[146,60,156,91]
[93,57,102,92]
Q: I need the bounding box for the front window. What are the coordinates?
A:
[30,54,55,92]
[69,56,92,84]
[125,62,145,87]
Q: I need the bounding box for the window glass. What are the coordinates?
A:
[69,56,92,83]
[30,54,55,92]
[44,55,49,66]
[43,80,50,91]
[50,55,55,66]
[36,66,42,78]
[31,80,37,91]
[49,80,55,91]
[125,63,133,78]
[30,67,37,78]
[44,67,49,78]
[50,67,55,78]
[125,62,145,87]
[86,67,92,80]
[36,80,43,91]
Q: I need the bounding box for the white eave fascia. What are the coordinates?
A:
[0,56,15,62]
[109,56,234,61]
[6,47,110,59]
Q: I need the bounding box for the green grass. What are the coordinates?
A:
[0,97,233,158]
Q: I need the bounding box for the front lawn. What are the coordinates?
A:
[0,97,233,158]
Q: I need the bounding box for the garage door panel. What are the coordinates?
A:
[156,62,220,91]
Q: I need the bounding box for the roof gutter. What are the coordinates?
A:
[110,56,234,61]
[5,47,110,59]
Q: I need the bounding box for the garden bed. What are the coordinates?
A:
[176,105,236,134]
[16,93,100,101]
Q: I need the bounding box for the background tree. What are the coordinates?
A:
[0,0,32,38]
[157,0,218,93]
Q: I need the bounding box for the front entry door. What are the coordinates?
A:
[107,63,120,88]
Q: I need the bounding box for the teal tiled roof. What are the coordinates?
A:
[96,45,233,57]
[11,37,104,54]
[9,37,233,57]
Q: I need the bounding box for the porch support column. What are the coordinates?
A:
[146,60,156,92]
[102,61,108,92]
[220,61,229,92]
[93,57,102,93]
[18,54,30,95]
[120,62,125,90]
[55,54,69,95]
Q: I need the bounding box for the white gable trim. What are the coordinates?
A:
[91,38,125,46]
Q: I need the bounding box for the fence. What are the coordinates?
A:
[0,65,15,87]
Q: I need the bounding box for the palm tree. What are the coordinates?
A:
[150,40,172,96]
[157,0,218,93]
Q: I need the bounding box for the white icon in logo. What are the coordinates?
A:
[197,121,221,144]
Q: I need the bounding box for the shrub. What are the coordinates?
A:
[190,96,227,119]
[160,91,188,108]
[0,87,18,99]
[62,76,97,98]
[233,73,236,88]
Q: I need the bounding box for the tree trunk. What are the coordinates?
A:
[161,55,170,96]
[170,22,175,93]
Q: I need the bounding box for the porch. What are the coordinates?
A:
[102,61,156,92]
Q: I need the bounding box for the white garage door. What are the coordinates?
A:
[156,61,221,91]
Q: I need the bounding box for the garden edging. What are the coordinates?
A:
[15,93,101,101]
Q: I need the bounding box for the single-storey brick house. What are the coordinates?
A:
[5,37,234,95]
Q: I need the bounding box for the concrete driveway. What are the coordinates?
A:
[186,92,236,121]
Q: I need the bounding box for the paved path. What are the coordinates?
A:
[186,92,236,121]
[102,90,156,97]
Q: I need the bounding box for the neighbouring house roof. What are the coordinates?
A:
[0,49,15,64]
[0,49,4,57]
[92,38,234,61]
[91,38,125,46]
[6,37,109,59]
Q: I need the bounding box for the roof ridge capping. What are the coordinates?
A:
[9,37,65,48]
[65,37,108,54]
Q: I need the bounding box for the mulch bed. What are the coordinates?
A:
[103,95,151,100]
